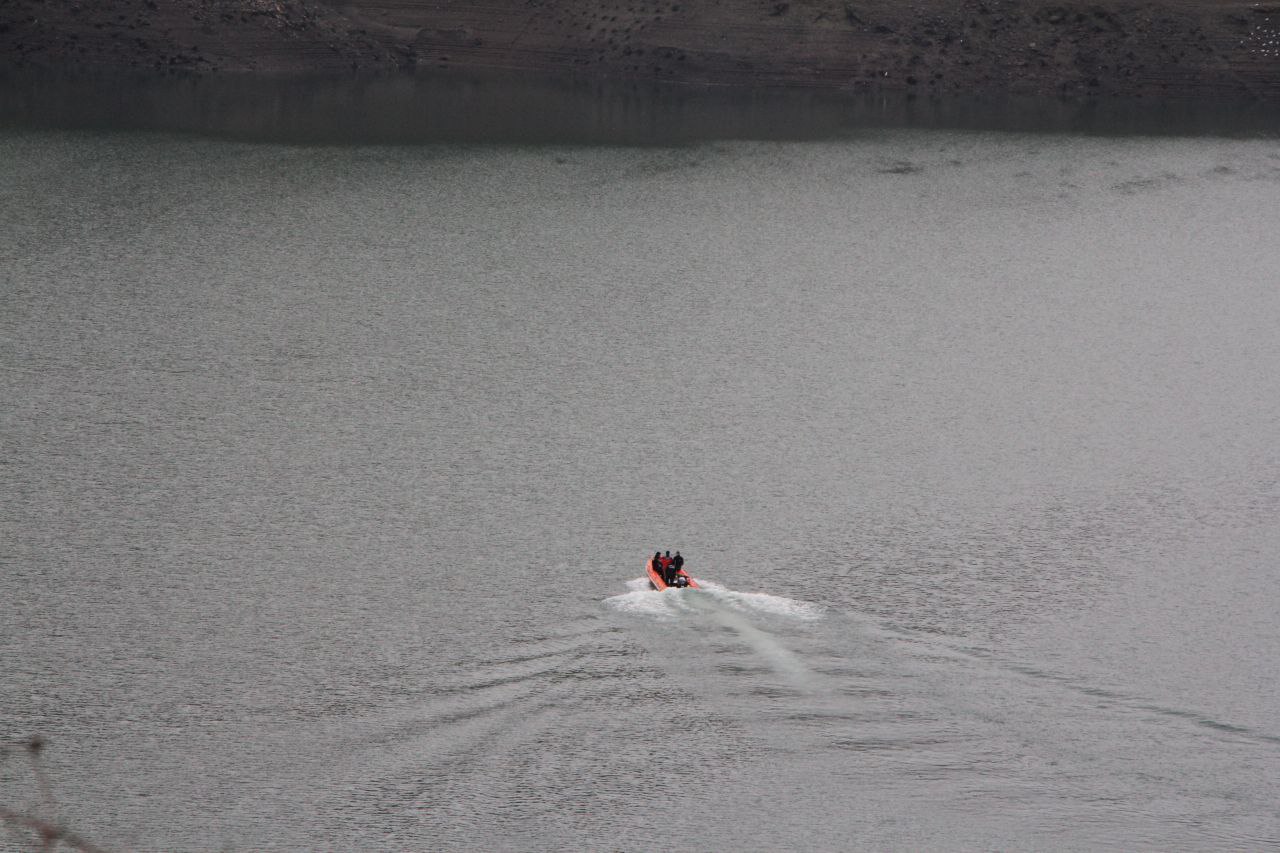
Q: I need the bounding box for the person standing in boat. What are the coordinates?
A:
[653,551,663,577]
[672,551,684,580]
[660,550,674,584]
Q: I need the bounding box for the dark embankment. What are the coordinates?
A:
[2,0,1278,101]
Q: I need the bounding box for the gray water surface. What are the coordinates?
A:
[3,125,1280,850]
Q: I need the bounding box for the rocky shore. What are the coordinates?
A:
[2,0,1278,100]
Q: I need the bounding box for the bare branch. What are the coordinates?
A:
[0,806,111,853]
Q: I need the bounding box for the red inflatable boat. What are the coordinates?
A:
[646,556,700,591]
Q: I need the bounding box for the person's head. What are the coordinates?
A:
[675,551,681,557]
[654,551,661,558]
[664,550,670,557]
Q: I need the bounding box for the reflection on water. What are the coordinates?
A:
[2,68,1278,144]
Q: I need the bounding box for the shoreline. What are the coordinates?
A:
[3,66,1277,144]
[2,0,1278,103]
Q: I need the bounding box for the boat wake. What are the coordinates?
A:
[604,577,822,621]
[604,578,822,688]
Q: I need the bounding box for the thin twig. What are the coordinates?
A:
[0,737,111,853]
[0,806,111,853]
[25,737,59,822]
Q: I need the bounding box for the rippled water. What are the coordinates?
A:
[3,120,1280,850]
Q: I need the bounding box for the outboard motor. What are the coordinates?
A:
[673,575,689,588]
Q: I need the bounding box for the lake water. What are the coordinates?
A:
[3,80,1280,850]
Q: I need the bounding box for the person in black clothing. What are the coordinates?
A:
[653,551,662,578]
[662,550,674,584]
[672,551,684,580]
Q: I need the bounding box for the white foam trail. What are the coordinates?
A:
[708,605,814,688]
[697,580,824,621]
[603,578,822,622]
[603,588,680,619]
[603,577,701,619]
